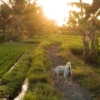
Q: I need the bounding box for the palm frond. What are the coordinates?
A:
[1,0,11,10]
[67,2,90,9]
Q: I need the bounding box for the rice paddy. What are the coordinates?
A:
[0,34,100,100]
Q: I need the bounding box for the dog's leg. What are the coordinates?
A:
[56,74,59,83]
[64,77,67,84]
[64,73,67,84]
[69,71,72,85]
[68,77,72,85]
[64,71,68,84]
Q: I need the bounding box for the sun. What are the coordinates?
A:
[37,0,70,26]
[37,0,92,26]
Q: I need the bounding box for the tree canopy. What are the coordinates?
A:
[0,0,57,41]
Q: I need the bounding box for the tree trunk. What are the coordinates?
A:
[2,27,6,42]
[82,31,89,62]
[90,33,95,62]
[90,31,99,64]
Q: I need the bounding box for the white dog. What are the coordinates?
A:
[52,62,72,85]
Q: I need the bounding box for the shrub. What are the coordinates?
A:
[24,83,65,100]
[69,45,83,55]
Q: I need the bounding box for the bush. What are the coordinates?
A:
[0,35,4,43]
[69,45,83,55]
[23,39,40,44]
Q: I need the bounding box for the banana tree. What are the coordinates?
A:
[68,0,100,64]
[82,0,100,64]
[67,0,90,62]
[86,9,100,64]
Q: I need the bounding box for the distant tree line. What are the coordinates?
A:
[0,0,58,42]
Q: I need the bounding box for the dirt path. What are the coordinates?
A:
[49,46,92,100]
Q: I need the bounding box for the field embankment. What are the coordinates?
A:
[0,42,36,99]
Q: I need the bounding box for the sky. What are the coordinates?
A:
[37,0,92,26]
[2,0,93,26]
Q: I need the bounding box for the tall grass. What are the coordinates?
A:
[57,35,100,100]
[24,39,65,100]
[0,42,35,77]
[0,53,33,98]
[24,83,65,100]
[1,34,100,100]
[0,42,35,98]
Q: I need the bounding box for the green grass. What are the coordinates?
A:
[24,39,65,100]
[0,34,100,100]
[0,42,35,77]
[0,42,36,98]
[0,52,33,98]
[57,35,100,100]
[24,83,65,100]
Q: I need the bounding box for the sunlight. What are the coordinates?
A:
[3,0,92,26]
[37,0,92,26]
[37,0,70,26]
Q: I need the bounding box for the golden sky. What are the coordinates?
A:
[2,0,92,26]
[37,0,92,26]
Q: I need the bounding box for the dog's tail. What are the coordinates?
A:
[66,62,71,67]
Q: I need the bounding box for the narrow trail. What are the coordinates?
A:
[49,46,92,100]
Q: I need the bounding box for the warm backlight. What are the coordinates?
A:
[38,0,70,26]
[37,0,92,26]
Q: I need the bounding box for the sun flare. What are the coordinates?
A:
[37,0,70,26]
[3,0,92,26]
[37,0,92,26]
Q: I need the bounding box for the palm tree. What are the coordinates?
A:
[86,9,100,64]
[67,0,90,62]
[67,0,100,64]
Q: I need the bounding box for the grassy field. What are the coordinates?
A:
[24,34,100,100]
[53,34,100,100]
[0,34,100,100]
[0,42,36,98]
[0,42,36,77]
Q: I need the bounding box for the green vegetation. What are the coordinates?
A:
[0,0,58,42]
[0,42,35,77]
[57,35,100,100]
[25,34,100,99]
[0,34,100,100]
[24,83,64,100]
[0,42,35,98]
[24,39,65,100]
[0,0,100,99]
[0,54,31,97]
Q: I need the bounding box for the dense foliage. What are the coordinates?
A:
[67,0,100,64]
[0,0,57,42]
